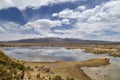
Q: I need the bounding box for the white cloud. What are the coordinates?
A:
[0,33,40,41]
[0,0,120,41]
[53,0,120,21]
[0,19,70,41]
[0,22,22,34]
[91,33,120,42]
[1,22,20,30]
[61,19,70,24]
[51,0,120,41]
[0,27,5,32]
[24,19,62,29]
[57,9,80,19]
[0,22,40,41]
[23,19,62,36]
[0,0,76,10]
[53,5,101,19]
[76,6,86,11]
[52,13,58,17]
[87,0,120,22]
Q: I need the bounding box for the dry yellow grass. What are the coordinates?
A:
[23,57,110,80]
[83,47,120,57]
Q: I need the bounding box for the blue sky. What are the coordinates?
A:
[0,0,120,41]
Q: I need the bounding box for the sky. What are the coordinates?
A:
[0,0,120,41]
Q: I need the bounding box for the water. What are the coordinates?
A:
[1,47,120,80]
[1,46,110,62]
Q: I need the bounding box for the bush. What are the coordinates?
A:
[52,75,63,80]
[0,51,25,80]
[66,77,75,80]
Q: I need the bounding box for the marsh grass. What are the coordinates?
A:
[83,47,120,57]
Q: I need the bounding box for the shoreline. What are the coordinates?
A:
[1,46,117,80]
[0,49,114,80]
[22,57,110,80]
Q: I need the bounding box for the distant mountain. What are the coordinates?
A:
[1,37,116,44]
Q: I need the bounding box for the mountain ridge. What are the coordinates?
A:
[0,37,118,44]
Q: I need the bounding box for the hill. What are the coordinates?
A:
[1,37,115,44]
[0,50,25,80]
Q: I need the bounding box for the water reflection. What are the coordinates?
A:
[2,47,109,62]
[1,47,120,80]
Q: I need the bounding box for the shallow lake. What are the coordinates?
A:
[1,47,120,80]
[1,46,111,62]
